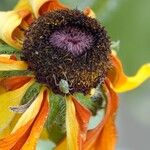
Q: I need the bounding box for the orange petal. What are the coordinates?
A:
[0,9,33,49]
[0,76,32,91]
[83,7,96,18]
[66,96,91,150]
[0,56,28,70]
[28,0,67,18]
[108,53,150,92]
[0,89,49,150]
[83,80,118,150]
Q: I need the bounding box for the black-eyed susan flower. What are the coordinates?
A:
[0,0,150,150]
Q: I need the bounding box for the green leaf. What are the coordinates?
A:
[21,82,42,104]
[0,42,18,54]
[46,94,66,144]
[0,70,33,78]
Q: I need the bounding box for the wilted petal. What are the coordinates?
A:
[83,80,118,150]
[65,96,91,150]
[28,0,67,18]
[0,56,28,71]
[0,9,32,49]
[0,80,33,133]
[0,88,49,150]
[15,0,32,12]
[109,53,150,92]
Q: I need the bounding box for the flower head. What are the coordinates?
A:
[22,9,110,94]
[0,0,149,150]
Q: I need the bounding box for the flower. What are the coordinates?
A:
[0,0,149,150]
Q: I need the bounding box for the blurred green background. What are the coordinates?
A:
[0,0,150,150]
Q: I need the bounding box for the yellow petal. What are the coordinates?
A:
[55,138,67,150]
[116,64,150,92]
[66,96,91,150]
[15,0,32,12]
[66,96,79,150]
[83,7,96,18]
[0,56,28,70]
[0,79,33,132]
[28,0,67,18]
[109,54,150,93]
[12,87,46,133]
[0,9,32,49]
[40,128,49,140]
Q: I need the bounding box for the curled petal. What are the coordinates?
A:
[29,0,67,18]
[15,0,32,12]
[0,89,49,150]
[66,96,91,150]
[109,53,150,92]
[0,56,28,70]
[0,10,32,49]
[83,80,118,150]
[83,7,96,18]
[0,80,33,133]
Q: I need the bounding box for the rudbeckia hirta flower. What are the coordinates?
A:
[0,0,149,149]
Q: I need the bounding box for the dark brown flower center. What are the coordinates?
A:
[21,9,111,94]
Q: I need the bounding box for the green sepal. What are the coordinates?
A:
[74,86,107,115]
[46,94,66,144]
[0,42,18,54]
[73,93,98,115]
[0,70,33,78]
[21,82,42,104]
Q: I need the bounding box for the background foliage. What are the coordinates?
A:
[0,0,150,149]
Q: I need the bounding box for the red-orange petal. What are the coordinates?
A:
[72,96,92,142]
[83,80,118,150]
[0,76,32,91]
